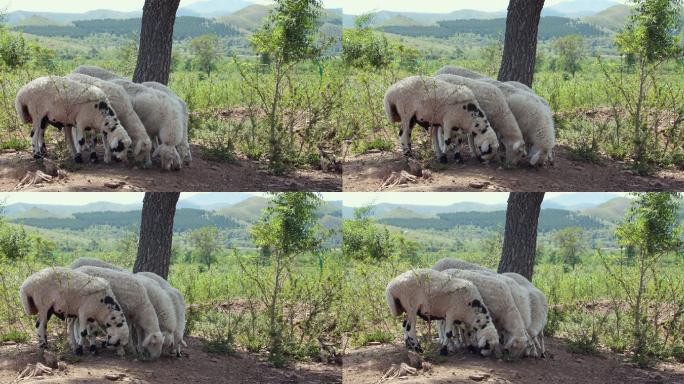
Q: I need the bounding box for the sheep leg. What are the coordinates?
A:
[36,310,49,348]
[103,135,113,164]
[467,134,483,162]
[71,124,86,163]
[431,126,447,164]
[63,126,78,158]
[399,119,413,156]
[404,312,421,353]
[539,330,546,357]
[31,117,48,159]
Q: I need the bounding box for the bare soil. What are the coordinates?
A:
[0,146,341,192]
[0,337,341,384]
[343,146,684,192]
[343,339,684,384]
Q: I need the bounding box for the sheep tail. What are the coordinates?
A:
[20,287,38,315]
[385,286,402,316]
[14,90,32,124]
[384,93,401,123]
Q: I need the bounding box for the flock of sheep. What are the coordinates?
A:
[19,258,186,360]
[385,258,548,360]
[15,66,192,171]
[384,66,556,168]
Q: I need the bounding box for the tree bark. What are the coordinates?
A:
[498,192,545,279]
[133,0,180,84]
[134,192,180,278]
[497,0,545,86]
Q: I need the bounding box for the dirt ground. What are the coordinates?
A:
[0,337,341,384]
[343,146,684,192]
[343,338,684,384]
[0,145,341,192]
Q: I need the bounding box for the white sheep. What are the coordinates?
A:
[142,82,192,166]
[383,76,499,164]
[75,266,164,360]
[69,257,125,271]
[385,269,500,357]
[483,79,555,166]
[134,273,179,357]
[503,272,548,357]
[67,73,153,167]
[19,267,130,355]
[441,269,531,359]
[435,74,527,166]
[137,271,187,357]
[72,65,124,81]
[110,79,184,171]
[432,258,491,272]
[15,76,132,163]
[435,66,488,80]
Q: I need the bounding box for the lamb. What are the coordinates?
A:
[432,258,491,273]
[441,269,531,359]
[67,73,153,167]
[137,272,187,357]
[142,82,192,166]
[435,66,488,80]
[74,266,164,360]
[110,79,184,171]
[19,267,129,355]
[72,65,124,81]
[15,76,132,163]
[482,79,555,166]
[435,74,527,166]
[383,76,499,164]
[503,272,548,357]
[385,269,500,357]
[134,273,178,357]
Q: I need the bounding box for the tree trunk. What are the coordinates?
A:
[133,0,180,84]
[498,192,545,279]
[497,0,545,86]
[134,192,180,278]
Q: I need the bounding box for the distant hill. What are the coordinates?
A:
[380,209,605,232]
[5,10,141,26]
[542,0,620,17]
[178,0,254,18]
[542,192,623,210]
[381,16,605,40]
[583,4,631,31]
[217,4,272,31]
[380,207,431,220]
[15,16,241,39]
[583,197,632,222]
[344,9,506,28]
[379,16,424,27]
[15,15,65,27]
[343,202,507,219]
[15,207,64,219]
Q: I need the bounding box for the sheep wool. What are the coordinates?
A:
[19,267,129,354]
[383,76,497,163]
[137,271,187,357]
[385,269,500,357]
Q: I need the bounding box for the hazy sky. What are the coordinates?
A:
[2,0,573,15]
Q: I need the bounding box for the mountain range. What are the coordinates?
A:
[4,0,627,30]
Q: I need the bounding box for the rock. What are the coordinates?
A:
[469,180,490,189]
[104,372,125,381]
[407,158,423,177]
[57,361,68,371]
[104,181,125,189]
[407,350,423,369]
[42,351,58,368]
[43,159,59,177]
[469,372,491,381]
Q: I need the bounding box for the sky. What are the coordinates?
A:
[1,0,573,15]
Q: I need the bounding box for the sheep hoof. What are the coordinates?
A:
[439,346,449,356]
[74,154,83,163]
[414,345,423,354]
[455,153,464,164]
[114,157,122,163]
[89,345,98,355]
[403,150,413,157]
[439,155,448,164]
[33,153,43,159]
[90,152,98,163]
[74,346,83,356]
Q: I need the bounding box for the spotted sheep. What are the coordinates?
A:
[385,269,501,357]
[437,65,555,167]
[67,73,153,167]
[441,269,532,359]
[434,73,527,166]
[383,76,500,164]
[74,266,165,360]
[14,76,132,163]
[19,267,130,355]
